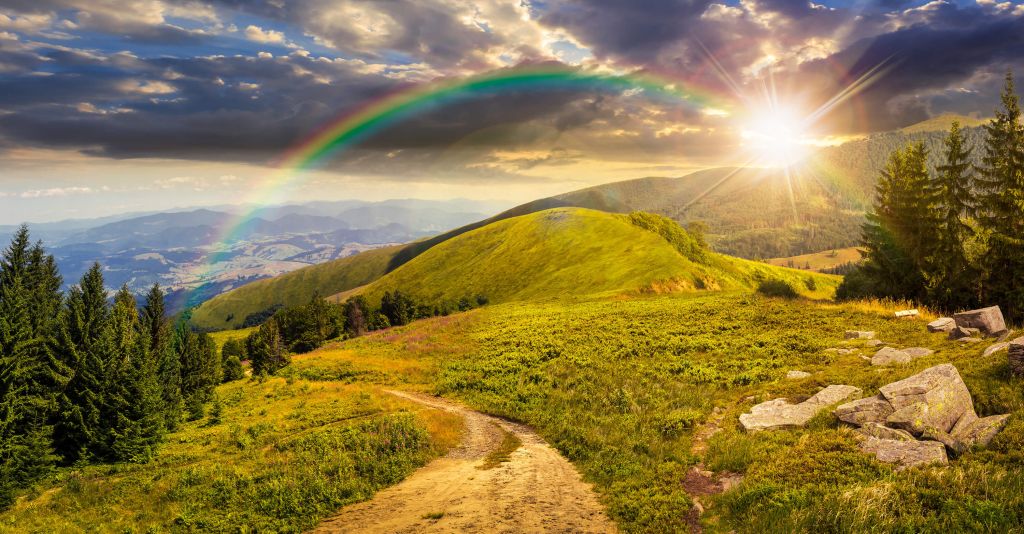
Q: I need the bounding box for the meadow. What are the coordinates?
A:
[286,291,1024,533]
[0,378,462,533]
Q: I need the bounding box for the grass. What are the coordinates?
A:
[208,326,256,351]
[480,427,522,470]
[767,247,863,272]
[0,378,463,533]
[281,291,1024,533]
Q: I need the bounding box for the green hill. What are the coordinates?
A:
[189,244,402,330]
[354,208,838,308]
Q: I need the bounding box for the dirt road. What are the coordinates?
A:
[315,390,616,534]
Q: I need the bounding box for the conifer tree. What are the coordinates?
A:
[976,70,1024,319]
[246,318,287,375]
[141,285,181,432]
[53,264,109,463]
[174,323,220,408]
[926,121,979,310]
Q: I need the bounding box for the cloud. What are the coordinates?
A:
[13,186,94,198]
[243,24,285,44]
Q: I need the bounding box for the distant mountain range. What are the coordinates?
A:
[3,198,507,313]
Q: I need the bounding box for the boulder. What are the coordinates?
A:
[740,385,862,432]
[880,364,974,436]
[953,306,1007,337]
[845,331,876,340]
[953,414,1012,449]
[949,326,981,340]
[786,370,811,380]
[927,317,956,333]
[835,394,895,425]
[983,342,1009,357]
[959,337,984,344]
[1010,337,1024,377]
[902,347,934,358]
[858,437,948,469]
[871,347,913,366]
[856,422,915,441]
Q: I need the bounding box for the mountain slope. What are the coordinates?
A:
[355,208,838,308]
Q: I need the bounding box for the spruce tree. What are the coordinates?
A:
[246,318,288,375]
[175,323,220,411]
[141,285,181,432]
[976,70,1024,319]
[53,264,109,463]
[926,121,979,310]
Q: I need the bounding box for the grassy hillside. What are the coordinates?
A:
[354,208,840,308]
[279,293,1024,533]
[768,246,863,271]
[900,113,988,134]
[0,378,462,532]
[191,245,402,330]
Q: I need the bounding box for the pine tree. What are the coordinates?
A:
[141,285,181,432]
[926,121,979,310]
[53,264,109,463]
[175,323,220,411]
[246,318,288,375]
[976,70,1024,320]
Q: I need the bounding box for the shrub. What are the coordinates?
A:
[757,279,799,298]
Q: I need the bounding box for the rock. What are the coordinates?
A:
[949,325,981,340]
[1009,337,1024,377]
[740,385,862,432]
[998,329,1016,342]
[902,347,934,358]
[856,422,915,441]
[895,309,919,318]
[835,394,895,425]
[959,337,984,344]
[859,437,948,469]
[786,370,811,380]
[866,339,885,347]
[880,364,974,436]
[954,306,1007,337]
[921,427,969,456]
[983,342,1009,357]
[845,331,875,340]
[927,317,956,333]
[871,347,913,366]
[953,414,1012,449]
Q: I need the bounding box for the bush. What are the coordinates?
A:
[757,279,799,298]
[222,356,244,382]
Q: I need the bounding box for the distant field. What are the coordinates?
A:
[1,379,462,532]
[281,292,1024,533]
[768,246,863,271]
[208,326,256,350]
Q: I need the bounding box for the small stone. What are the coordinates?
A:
[871,347,913,366]
[859,437,948,469]
[845,331,876,340]
[786,370,811,380]
[927,317,956,333]
[835,394,895,425]
[902,347,934,358]
[949,326,981,340]
[953,306,1007,337]
[959,337,984,344]
[855,422,915,441]
[983,342,1009,357]
[866,339,885,347]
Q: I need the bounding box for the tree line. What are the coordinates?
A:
[0,227,236,506]
[838,71,1024,320]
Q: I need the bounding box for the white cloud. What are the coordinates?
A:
[117,79,176,94]
[244,24,286,44]
[16,186,94,198]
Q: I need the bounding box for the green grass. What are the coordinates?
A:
[285,292,1024,533]
[208,326,256,351]
[357,208,839,308]
[0,379,463,533]
[190,245,403,330]
[480,427,522,470]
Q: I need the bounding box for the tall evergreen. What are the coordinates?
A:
[174,323,220,407]
[246,318,287,375]
[926,121,979,310]
[53,264,109,463]
[141,285,181,432]
[976,71,1024,320]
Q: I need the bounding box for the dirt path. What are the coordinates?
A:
[315,390,617,534]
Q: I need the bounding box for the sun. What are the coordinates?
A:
[740,107,814,168]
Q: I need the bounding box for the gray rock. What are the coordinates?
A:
[786,370,812,380]
[871,347,913,366]
[1010,337,1024,377]
[835,394,895,425]
[866,339,885,347]
[953,414,1012,449]
[959,337,984,344]
[927,317,956,333]
[902,347,934,358]
[856,422,916,441]
[740,385,862,432]
[881,364,974,436]
[859,437,948,469]
[949,325,981,340]
[954,306,1007,337]
[983,342,1009,357]
[921,427,969,456]
[845,331,876,340]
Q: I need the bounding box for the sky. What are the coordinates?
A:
[0,0,1022,223]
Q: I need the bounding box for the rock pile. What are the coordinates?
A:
[740,385,861,432]
[834,364,1010,469]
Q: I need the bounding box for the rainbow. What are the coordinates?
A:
[185,64,726,308]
